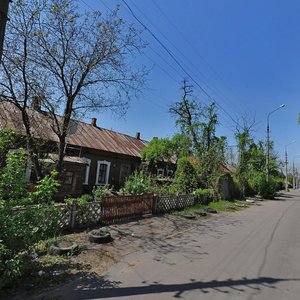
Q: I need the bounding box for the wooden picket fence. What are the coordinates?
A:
[10,193,205,231]
[100,193,154,224]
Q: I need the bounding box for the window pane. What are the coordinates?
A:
[98,163,108,184]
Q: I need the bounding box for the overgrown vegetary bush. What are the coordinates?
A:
[0,128,64,288]
[193,188,213,204]
[0,149,28,200]
[247,172,278,199]
[28,171,61,205]
[171,157,198,194]
[0,204,61,288]
[257,176,277,199]
[193,188,213,197]
[93,184,111,202]
[120,171,153,195]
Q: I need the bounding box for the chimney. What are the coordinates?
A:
[91,118,97,127]
[135,132,141,140]
[32,96,41,111]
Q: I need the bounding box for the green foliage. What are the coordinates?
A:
[193,188,213,204]
[152,181,173,196]
[171,157,198,194]
[208,200,239,212]
[0,203,61,288]
[141,134,193,171]
[92,185,111,202]
[193,188,213,197]
[28,171,60,204]
[257,176,277,199]
[171,134,193,158]
[0,128,16,153]
[120,171,153,195]
[141,138,173,166]
[0,242,23,289]
[77,193,94,206]
[0,149,28,200]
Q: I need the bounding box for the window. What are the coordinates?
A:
[82,158,91,185]
[157,168,164,177]
[119,164,130,185]
[167,170,174,177]
[64,171,73,185]
[96,160,111,185]
[25,160,32,182]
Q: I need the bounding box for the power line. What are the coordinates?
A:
[129,0,239,115]
[150,0,246,116]
[121,0,240,129]
[81,0,241,131]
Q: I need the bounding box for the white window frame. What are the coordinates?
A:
[82,158,91,185]
[25,160,32,182]
[95,160,111,185]
[157,168,165,177]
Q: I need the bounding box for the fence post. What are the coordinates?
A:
[152,194,157,214]
[70,199,77,230]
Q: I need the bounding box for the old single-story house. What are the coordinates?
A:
[0,101,171,197]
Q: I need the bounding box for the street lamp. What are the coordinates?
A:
[285,140,296,191]
[266,104,285,182]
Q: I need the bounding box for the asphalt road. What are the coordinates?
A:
[34,190,300,299]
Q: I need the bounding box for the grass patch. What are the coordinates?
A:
[182,204,207,214]
[209,200,242,212]
[173,200,246,216]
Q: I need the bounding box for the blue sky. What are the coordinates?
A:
[79,0,300,169]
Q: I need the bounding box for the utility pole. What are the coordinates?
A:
[285,149,288,192]
[284,140,296,192]
[0,0,10,63]
[265,122,270,182]
[293,160,295,189]
[265,104,285,182]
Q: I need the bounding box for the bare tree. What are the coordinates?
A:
[0,0,147,176]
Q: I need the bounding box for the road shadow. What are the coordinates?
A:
[108,214,244,266]
[66,275,300,299]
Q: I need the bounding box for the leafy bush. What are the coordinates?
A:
[92,185,111,202]
[258,176,277,199]
[0,149,28,200]
[28,171,60,204]
[120,171,153,195]
[0,204,61,288]
[193,188,213,204]
[0,242,23,289]
[171,157,198,194]
[76,193,94,206]
[193,188,213,196]
[0,128,16,153]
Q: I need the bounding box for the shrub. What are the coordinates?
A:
[0,149,28,200]
[193,188,213,196]
[0,242,23,289]
[171,157,198,194]
[120,171,153,195]
[92,185,111,202]
[193,188,213,204]
[76,193,94,206]
[28,171,60,204]
[0,204,61,288]
[258,176,277,199]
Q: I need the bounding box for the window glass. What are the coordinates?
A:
[64,171,73,185]
[98,163,108,184]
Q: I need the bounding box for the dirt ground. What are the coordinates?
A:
[3,213,213,300]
